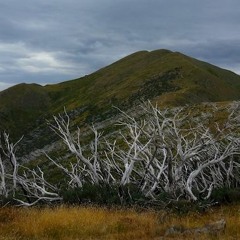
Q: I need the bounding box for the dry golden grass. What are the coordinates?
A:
[0,204,240,240]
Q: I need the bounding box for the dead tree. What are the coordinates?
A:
[0,154,7,198]
[46,102,240,202]
[105,102,240,201]
[46,109,116,188]
[2,101,237,206]
[0,132,62,206]
[15,166,62,206]
[0,133,23,198]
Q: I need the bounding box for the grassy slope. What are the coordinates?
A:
[0,83,51,138]
[0,204,240,239]
[1,49,240,140]
[44,49,240,110]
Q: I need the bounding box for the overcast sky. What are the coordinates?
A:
[0,0,240,90]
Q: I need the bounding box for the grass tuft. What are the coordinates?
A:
[0,204,240,239]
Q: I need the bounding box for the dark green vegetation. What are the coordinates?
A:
[1,49,240,152]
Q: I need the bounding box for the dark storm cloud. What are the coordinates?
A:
[0,0,240,90]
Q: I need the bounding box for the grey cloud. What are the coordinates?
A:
[0,0,240,90]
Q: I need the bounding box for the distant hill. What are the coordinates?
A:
[1,49,240,151]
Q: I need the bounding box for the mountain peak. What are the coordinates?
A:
[1,49,240,139]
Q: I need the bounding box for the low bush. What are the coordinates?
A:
[211,187,240,204]
[61,183,147,206]
[62,183,120,205]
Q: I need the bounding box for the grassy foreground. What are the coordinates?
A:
[0,204,240,240]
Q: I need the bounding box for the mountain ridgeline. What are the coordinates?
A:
[1,49,240,143]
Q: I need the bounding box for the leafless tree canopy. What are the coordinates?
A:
[1,101,240,206]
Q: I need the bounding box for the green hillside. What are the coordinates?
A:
[44,49,240,111]
[0,83,51,137]
[1,49,240,142]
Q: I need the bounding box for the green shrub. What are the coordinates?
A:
[118,184,147,205]
[0,195,18,206]
[211,187,240,203]
[62,183,148,206]
[62,183,120,205]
